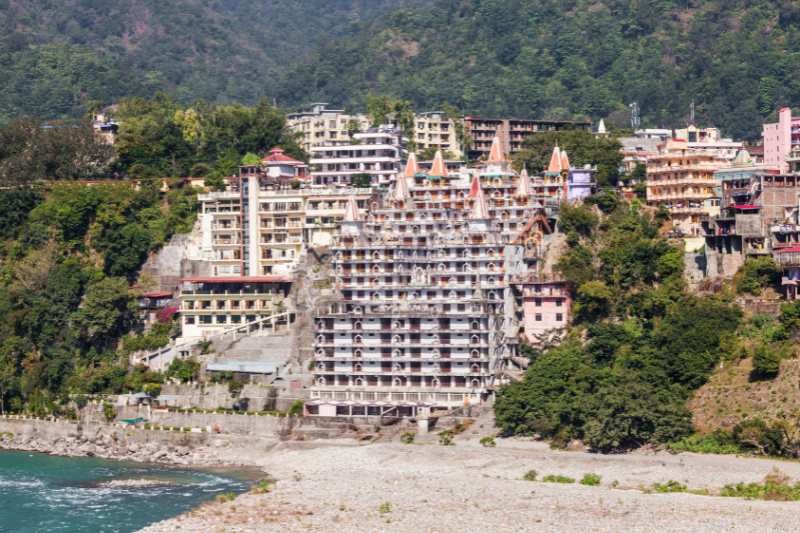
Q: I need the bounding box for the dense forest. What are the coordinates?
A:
[0,0,424,122]
[4,1,800,139]
[0,96,301,414]
[495,199,800,456]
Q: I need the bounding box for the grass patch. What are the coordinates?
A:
[668,431,742,455]
[400,432,415,445]
[650,480,687,493]
[580,473,602,486]
[542,474,575,484]
[479,436,496,448]
[438,430,454,446]
[522,470,538,481]
[378,502,392,514]
[215,492,236,503]
[721,470,800,501]
[251,479,273,494]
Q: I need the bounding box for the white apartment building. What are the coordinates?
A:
[310,127,406,188]
[287,103,370,153]
[198,176,375,278]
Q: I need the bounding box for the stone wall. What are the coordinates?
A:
[116,406,294,437]
[158,383,302,412]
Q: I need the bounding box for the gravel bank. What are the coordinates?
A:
[140,438,800,532]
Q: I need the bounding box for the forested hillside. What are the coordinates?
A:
[4,1,800,139]
[0,0,423,122]
[282,0,800,140]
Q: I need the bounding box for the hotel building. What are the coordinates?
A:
[307,139,559,418]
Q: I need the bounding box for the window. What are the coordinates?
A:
[535,298,542,307]
[556,299,562,307]
[556,313,563,322]
[535,314,542,322]
[185,316,195,324]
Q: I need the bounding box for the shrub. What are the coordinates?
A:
[580,473,602,486]
[732,419,786,456]
[522,470,538,481]
[215,492,236,503]
[378,502,392,514]
[651,480,687,493]
[400,432,415,445]
[751,343,789,380]
[251,479,272,494]
[667,431,742,455]
[102,402,116,422]
[720,471,800,501]
[438,430,454,446]
[735,257,779,295]
[479,436,496,448]
[286,400,304,417]
[542,474,575,484]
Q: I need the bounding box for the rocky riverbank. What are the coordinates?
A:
[0,416,288,469]
[140,438,800,533]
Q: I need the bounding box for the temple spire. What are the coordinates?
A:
[560,150,571,171]
[428,150,448,178]
[468,174,481,198]
[471,181,490,220]
[516,166,533,197]
[394,173,410,203]
[404,152,418,178]
[546,145,563,174]
[487,134,506,163]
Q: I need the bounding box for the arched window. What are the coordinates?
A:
[392,335,402,344]
[316,335,325,343]
[354,363,362,372]
[355,377,365,386]
[392,349,402,358]
[471,320,480,330]
[471,379,481,388]
[316,377,327,386]
[431,349,440,359]
[471,363,480,373]
[353,349,363,358]
[470,349,480,358]
[432,378,441,388]
[354,321,363,330]
[470,335,480,345]
[354,335,363,344]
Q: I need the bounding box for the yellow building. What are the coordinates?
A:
[413,112,462,158]
[646,139,727,237]
[287,103,370,153]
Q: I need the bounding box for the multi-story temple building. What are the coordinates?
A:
[306,138,559,418]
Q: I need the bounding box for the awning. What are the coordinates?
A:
[733,204,760,209]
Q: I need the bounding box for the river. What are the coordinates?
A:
[0,450,251,532]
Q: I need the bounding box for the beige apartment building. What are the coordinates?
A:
[413,111,462,158]
[287,103,370,153]
[646,139,729,237]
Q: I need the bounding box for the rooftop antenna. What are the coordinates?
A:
[629,102,640,130]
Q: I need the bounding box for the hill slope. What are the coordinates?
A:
[0,0,424,121]
[3,1,800,139]
[279,0,800,140]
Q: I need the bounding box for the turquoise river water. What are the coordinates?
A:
[0,450,250,532]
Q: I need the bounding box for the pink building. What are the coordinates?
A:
[513,276,570,342]
[763,107,800,173]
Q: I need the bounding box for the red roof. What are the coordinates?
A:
[776,247,800,253]
[181,276,293,284]
[733,204,760,209]
[262,147,305,166]
[142,291,173,298]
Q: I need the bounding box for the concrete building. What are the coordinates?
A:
[413,111,463,158]
[703,172,800,278]
[763,107,800,173]
[646,139,729,237]
[309,127,406,188]
[198,159,374,278]
[287,103,370,153]
[307,141,558,418]
[179,277,292,339]
[463,116,592,161]
[512,275,570,342]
